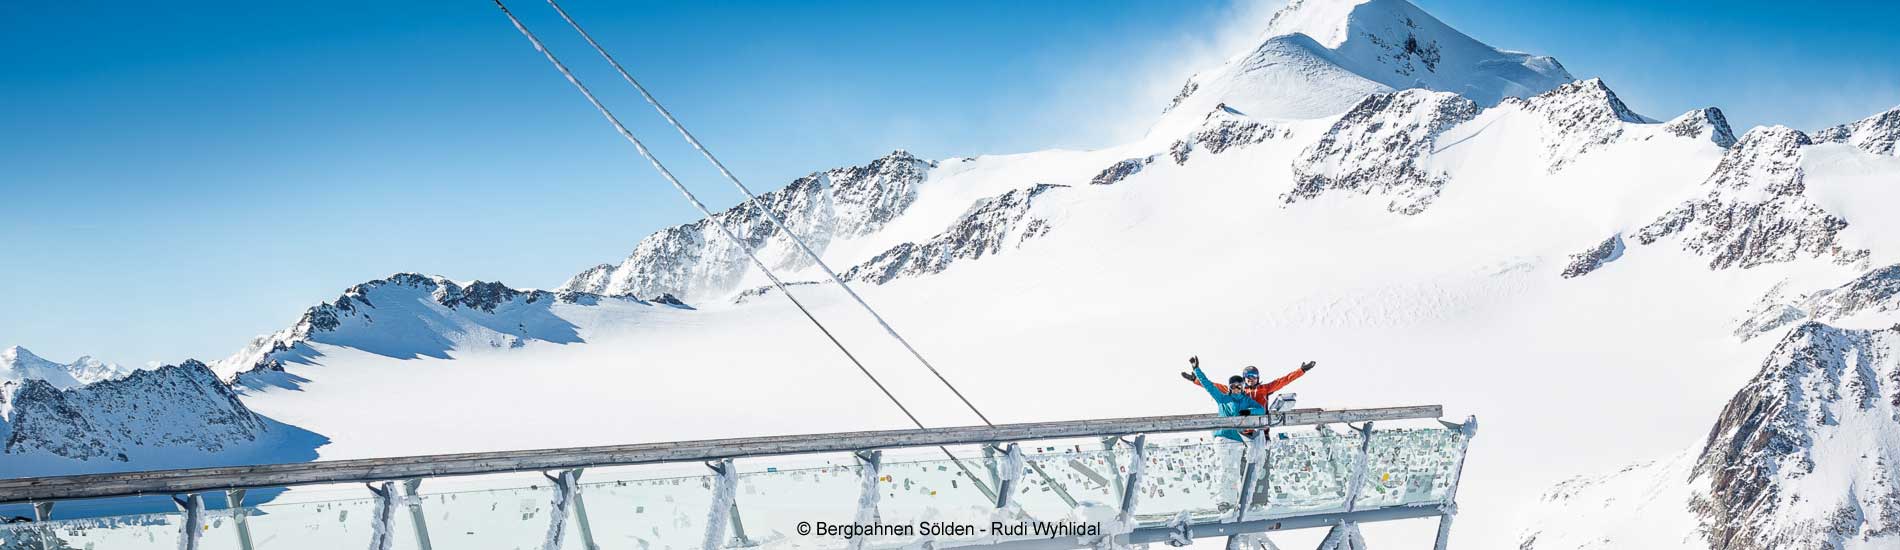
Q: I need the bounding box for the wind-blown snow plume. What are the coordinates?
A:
[1156,0,1570,135]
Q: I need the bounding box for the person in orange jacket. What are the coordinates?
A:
[1180,356,1315,409]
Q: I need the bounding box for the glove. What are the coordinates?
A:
[1180,371,1195,382]
[1300,361,1316,372]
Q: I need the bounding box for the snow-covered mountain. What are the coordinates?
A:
[2,359,322,479]
[557,151,934,303]
[1,346,128,390]
[212,272,679,382]
[1518,264,1900,549]
[1153,0,1572,136]
[1815,106,1900,157]
[10,1,1900,549]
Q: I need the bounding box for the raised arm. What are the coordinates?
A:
[1261,361,1315,393]
[1181,355,1229,394]
[1192,366,1228,398]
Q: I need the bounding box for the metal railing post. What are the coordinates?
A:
[984,445,1003,492]
[1103,436,1126,499]
[401,479,436,550]
[1118,435,1147,527]
[994,443,1025,509]
[704,459,751,549]
[367,482,397,550]
[225,489,256,550]
[1226,429,1268,550]
[1433,416,1477,550]
[569,471,600,550]
[542,469,586,550]
[30,501,56,548]
[172,493,204,550]
[1341,423,1374,513]
[849,450,883,550]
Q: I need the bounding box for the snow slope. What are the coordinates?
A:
[1519,283,1900,549]
[9,2,1900,549]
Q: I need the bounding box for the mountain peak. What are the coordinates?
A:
[1814,104,1900,156]
[1154,0,1571,136]
[2,345,129,389]
[2,345,42,365]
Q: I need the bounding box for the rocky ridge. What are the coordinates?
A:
[1283,89,1478,214]
[2,361,268,462]
[558,150,934,302]
[214,273,647,381]
[1634,127,1868,270]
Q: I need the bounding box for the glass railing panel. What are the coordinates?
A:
[241,494,387,549]
[574,472,718,550]
[397,484,552,550]
[1016,446,1122,521]
[732,461,862,549]
[1253,429,1359,518]
[1353,428,1464,510]
[1132,438,1241,523]
[1,511,183,549]
[861,454,997,547]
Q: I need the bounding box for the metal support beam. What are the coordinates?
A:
[541,469,584,550]
[968,504,1442,550]
[952,451,1000,503]
[1227,430,1268,550]
[1095,434,1146,550]
[1117,435,1146,523]
[1165,512,1193,547]
[225,489,255,550]
[704,459,751,549]
[401,478,436,550]
[1026,459,1079,509]
[984,445,1003,493]
[994,443,1025,509]
[1340,423,1374,514]
[1102,437,1126,499]
[1316,521,1368,550]
[1432,416,1477,550]
[728,501,752,547]
[850,450,882,550]
[569,472,599,550]
[172,493,204,550]
[367,482,397,550]
[29,501,56,550]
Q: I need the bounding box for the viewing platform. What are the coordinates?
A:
[0,405,1472,550]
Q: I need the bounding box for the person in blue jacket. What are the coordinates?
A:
[1184,355,1266,442]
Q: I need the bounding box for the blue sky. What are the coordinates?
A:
[3,0,1897,366]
